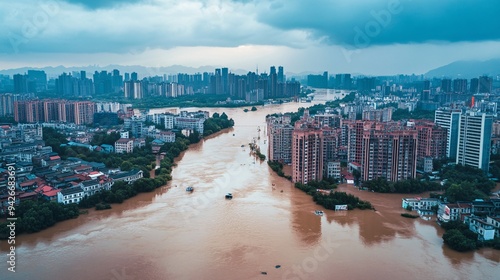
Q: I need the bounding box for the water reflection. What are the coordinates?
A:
[442,245,475,266]
[290,195,322,246]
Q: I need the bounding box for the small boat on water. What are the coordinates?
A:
[314,210,324,216]
[186,186,194,192]
[225,193,233,199]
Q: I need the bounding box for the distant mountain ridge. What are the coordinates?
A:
[425,59,500,79]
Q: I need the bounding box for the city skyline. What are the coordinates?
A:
[1,0,500,75]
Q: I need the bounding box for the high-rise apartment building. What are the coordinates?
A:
[414,120,447,166]
[278,66,284,83]
[124,81,143,99]
[344,120,364,164]
[453,79,467,93]
[434,109,462,160]
[478,76,492,93]
[389,130,418,181]
[362,108,393,122]
[441,79,452,93]
[456,111,493,172]
[267,114,293,164]
[314,114,342,128]
[470,78,479,94]
[14,100,95,124]
[335,74,352,89]
[322,127,342,178]
[292,111,324,184]
[14,100,43,123]
[13,74,29,94]
[27,70,47,92]
[360,126,417,182]
[0,93,20,117]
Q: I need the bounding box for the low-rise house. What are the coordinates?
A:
[100,144,114,153]
[88,171,104,180]
[18,177,45,192]
[159,131,175,143]
[486,216,500,238]
[81,177,113,196]
[81,180,100,196]
[471,200,496,216]
[151,139,165,154]
[109,169,143,184]
[326,162,341,180]
[73,165,93,174]
[42,188,61,201]
[66,141,95,151]
[174,117,205,134]
[437,202,472,223]
[57,186,84,204]
[134,138,146,148]
[402,197,440,211]
[341,171,354,184]
[465,216,496,241]
[115,138,134,153]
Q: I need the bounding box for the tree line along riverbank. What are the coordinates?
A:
[0,113,234,239]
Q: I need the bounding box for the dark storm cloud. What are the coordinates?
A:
[254,0,500,47]
[1,0,500,55]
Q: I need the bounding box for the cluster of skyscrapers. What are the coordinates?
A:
[305,73,494,95]
[120,66,301,101]
[268,104,493,184]
[6,67,301,101]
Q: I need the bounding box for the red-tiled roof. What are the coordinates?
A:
[35,185,53,193]
[43,189,61,197]
[75,174,90,181]
[74,165,92,171]
[49,156,61,160]
[116,138,133,143]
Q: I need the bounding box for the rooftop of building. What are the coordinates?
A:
[109,169,142,179]
[115,138,133,144]
[60,186,84,195]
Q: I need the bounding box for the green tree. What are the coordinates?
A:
[443,229,477,252]
[120,161,133,171]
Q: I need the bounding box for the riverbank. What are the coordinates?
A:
[1,115,235,239]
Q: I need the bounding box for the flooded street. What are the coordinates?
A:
[2,103,499,280]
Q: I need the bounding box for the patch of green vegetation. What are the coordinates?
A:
[295,180,373,210]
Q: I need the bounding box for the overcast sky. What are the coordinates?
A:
[1,0,500,75]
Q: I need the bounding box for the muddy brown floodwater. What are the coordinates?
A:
[1,103,499,280]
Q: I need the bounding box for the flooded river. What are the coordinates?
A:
[1,102,498,280]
